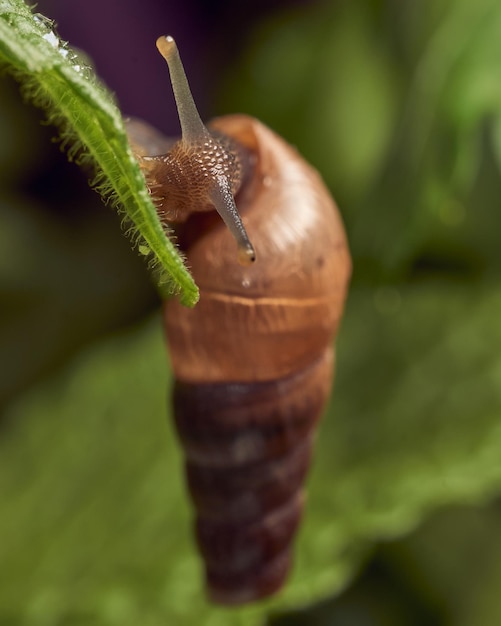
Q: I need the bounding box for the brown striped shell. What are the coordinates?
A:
[162,115,350,604]
[127,36,351,606]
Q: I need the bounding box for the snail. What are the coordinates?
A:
[126,35,351,605]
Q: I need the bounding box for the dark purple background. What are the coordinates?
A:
[37,0,311,134]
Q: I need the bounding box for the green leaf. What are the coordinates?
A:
[356,0,501,275]
[219,2,399,206]
[0,0,198,306]
[378,504,501,626]
[219,0,501,282]
[3,281,501,624]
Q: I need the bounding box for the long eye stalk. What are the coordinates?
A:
[156,35,256,265]
[156,35,208,144]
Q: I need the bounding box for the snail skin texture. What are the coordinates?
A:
[126,35,351,606]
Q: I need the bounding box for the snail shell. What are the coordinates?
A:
[128,37,351,605]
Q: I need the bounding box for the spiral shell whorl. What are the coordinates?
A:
[163,115,351,604]
[128,36,351,605]
[172,349,333,604]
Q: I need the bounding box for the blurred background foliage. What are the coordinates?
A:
[2,0,501,624]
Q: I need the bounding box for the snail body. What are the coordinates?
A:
[127,37,351,605]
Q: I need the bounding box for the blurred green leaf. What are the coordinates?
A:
[220,2,399,205]
[0,192,157,409]
[3,279,501,624]
[491,113,501,173]
[353,0,501,275]
[372,502,501,626]
[221,0,501,281]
